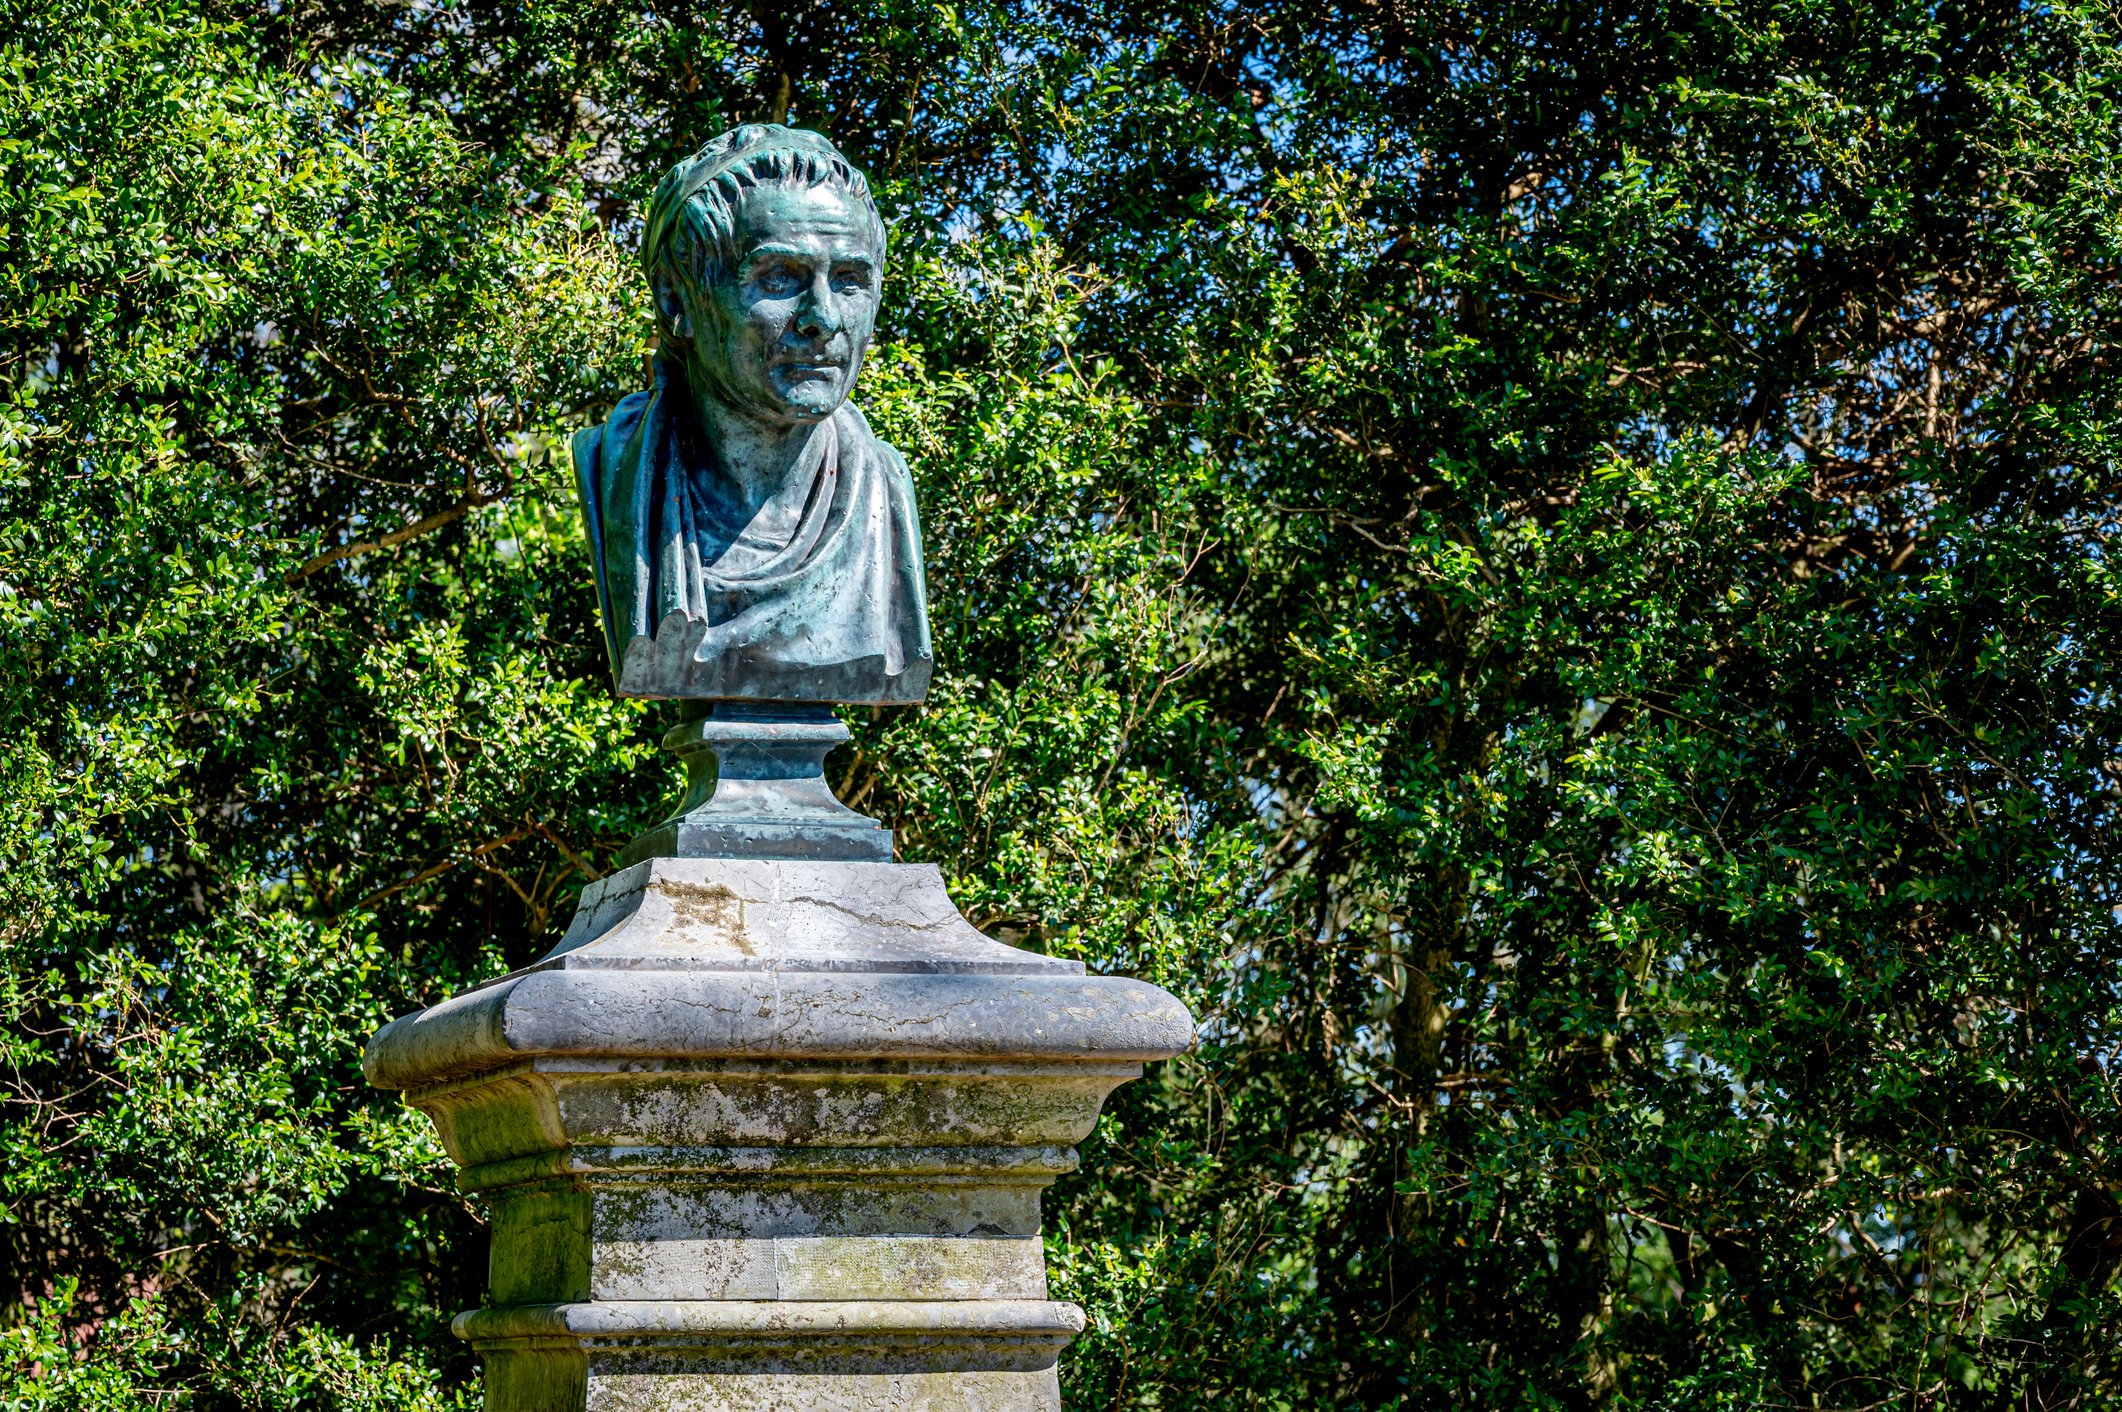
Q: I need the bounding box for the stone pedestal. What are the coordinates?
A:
[364,858,1193,1411]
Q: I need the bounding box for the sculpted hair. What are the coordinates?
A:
[646,125,887,306]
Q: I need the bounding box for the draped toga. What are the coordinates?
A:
[571,354,933,702]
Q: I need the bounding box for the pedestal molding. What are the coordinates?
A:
[365,969,1191,1090]
[457,1142,1080,1195]
[454,1299,1086,1349]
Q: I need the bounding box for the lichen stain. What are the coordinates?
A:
[661,881,751,955]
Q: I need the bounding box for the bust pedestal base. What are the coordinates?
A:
[365,858,1192,1412]
[619,704,892,867]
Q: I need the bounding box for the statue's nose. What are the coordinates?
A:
[795,274,844,339]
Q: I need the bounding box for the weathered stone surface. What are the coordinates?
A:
[448,1135,1086,1309]
[408,1061,1133,1164]
[540,857,1087,976]
[475,1154,1056,1305]
[459,1301,1082,1412]
[366,977,1184,1090]
[365,859,1193,1411]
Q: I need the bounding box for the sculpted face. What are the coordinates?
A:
[668,182,882,427]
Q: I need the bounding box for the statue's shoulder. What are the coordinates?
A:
[842,402,912,483]
[574,387,659,476]
[568,422,601,479]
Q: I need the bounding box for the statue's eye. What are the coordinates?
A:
[831,269,870,294]
[755,266,801,295]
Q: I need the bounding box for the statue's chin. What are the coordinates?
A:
[683,351,853,427]
[765,377,850,424]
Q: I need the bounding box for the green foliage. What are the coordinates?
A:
[7,0,2122,1407]
[1,1280,474,1411]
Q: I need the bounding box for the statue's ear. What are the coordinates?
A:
[652,265,691,344]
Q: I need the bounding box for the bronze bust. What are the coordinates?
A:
[573,124,932,704]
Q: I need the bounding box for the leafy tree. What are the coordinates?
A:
[6,0,2121,1407]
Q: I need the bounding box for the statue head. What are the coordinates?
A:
[643,126,888,430]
